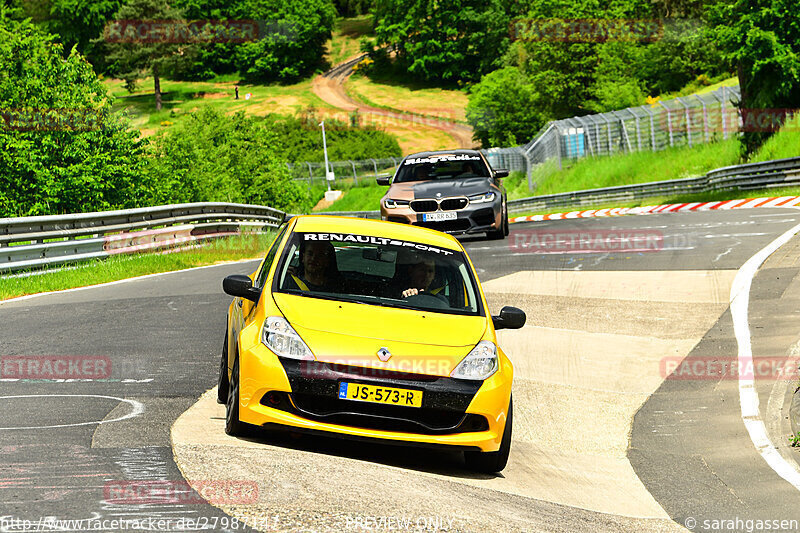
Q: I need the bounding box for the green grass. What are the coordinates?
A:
[326,15,373,66]
[748,121,800,162]
[345,73,469,124]
[323,120,799,213]
[319,183,386,212]
[529,139,742,197]
[0,232,276,300]
[105,76,335,135]
[693,76,739,96]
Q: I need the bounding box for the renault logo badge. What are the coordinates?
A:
[377,347,392,362]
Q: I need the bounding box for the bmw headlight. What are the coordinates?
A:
[262,316,314,360]
[450,341,498,380]
[384,198,410,209]
[468,192,496,204]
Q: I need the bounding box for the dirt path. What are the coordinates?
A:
[312,54,475,150]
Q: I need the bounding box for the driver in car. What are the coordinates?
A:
[393,250,447,302]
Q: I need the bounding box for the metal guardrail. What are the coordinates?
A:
[508,156,800,213]
[0,202,284,273]
[4,156,797,273]
[299,157,800,219]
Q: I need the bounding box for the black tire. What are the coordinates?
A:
[465,398,512,473]
[503,205,510,236]
[217,331,229,404]
[225,353,251,436]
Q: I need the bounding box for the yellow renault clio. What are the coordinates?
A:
[219,215,525,472]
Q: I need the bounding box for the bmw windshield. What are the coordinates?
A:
[394,154,490,183]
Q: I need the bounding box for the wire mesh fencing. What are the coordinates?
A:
[288,157,399,188]
[289,85,744,192]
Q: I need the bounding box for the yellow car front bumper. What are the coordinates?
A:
[237,342,513,453]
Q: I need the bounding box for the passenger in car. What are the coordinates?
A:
[285,241,344,292]
[413,165,430,181]
[461,162,478,177]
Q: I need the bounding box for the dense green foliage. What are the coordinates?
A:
[6,0,336,83]
[371,0,510,82]
[2,15,390,217]
[4,0,122,68]
[147,108,311,211]
[169,0,337,82]
[465,67,544,147]
[0,16,147,217]
[460,0,729,146]
[334,0,374,17]
[707,0,800,155]
[102,0,187,110]
[263,114,401,162]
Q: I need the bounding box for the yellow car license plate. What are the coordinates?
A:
[338,382,423,408]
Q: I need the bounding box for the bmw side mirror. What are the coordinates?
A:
[494,169,509,179]
[223,274,261,303]
[492,306,526,330]
[376,176,391,186]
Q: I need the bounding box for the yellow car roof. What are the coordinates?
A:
[291,215,462,251]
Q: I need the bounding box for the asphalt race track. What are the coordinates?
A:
[3,208,800,532]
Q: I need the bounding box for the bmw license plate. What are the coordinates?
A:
[338,382,423,408]
[423,212,457,222]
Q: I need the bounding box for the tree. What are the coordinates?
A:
[170,0,337,82]
[465,67,545,147]
[147,108,311,211]
[373,0,510,83]
[0,15,147,216]
[102,0,189,110]
[707,0,800,155]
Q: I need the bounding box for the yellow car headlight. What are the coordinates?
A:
[262,316,314,360]
[450,341,498,380]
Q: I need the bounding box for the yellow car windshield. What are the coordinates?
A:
[274,232,483,316]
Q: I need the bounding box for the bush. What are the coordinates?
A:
[0,16,147,217]
[465,67,545,147]
[173,0,337,82]
[147,108,311,211]
[262,113,402,162]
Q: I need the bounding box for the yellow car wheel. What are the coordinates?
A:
[225,354,253,436]
[217,331,229,405]
[465,396,512,473]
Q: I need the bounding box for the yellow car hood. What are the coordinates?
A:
[272,293,487,376]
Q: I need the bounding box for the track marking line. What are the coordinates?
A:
[509,196,800,225]
[0,258,261,306]
[0,394,144,430]
[731,221,800,490]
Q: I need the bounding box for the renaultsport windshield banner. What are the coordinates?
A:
[302,233,455,256]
